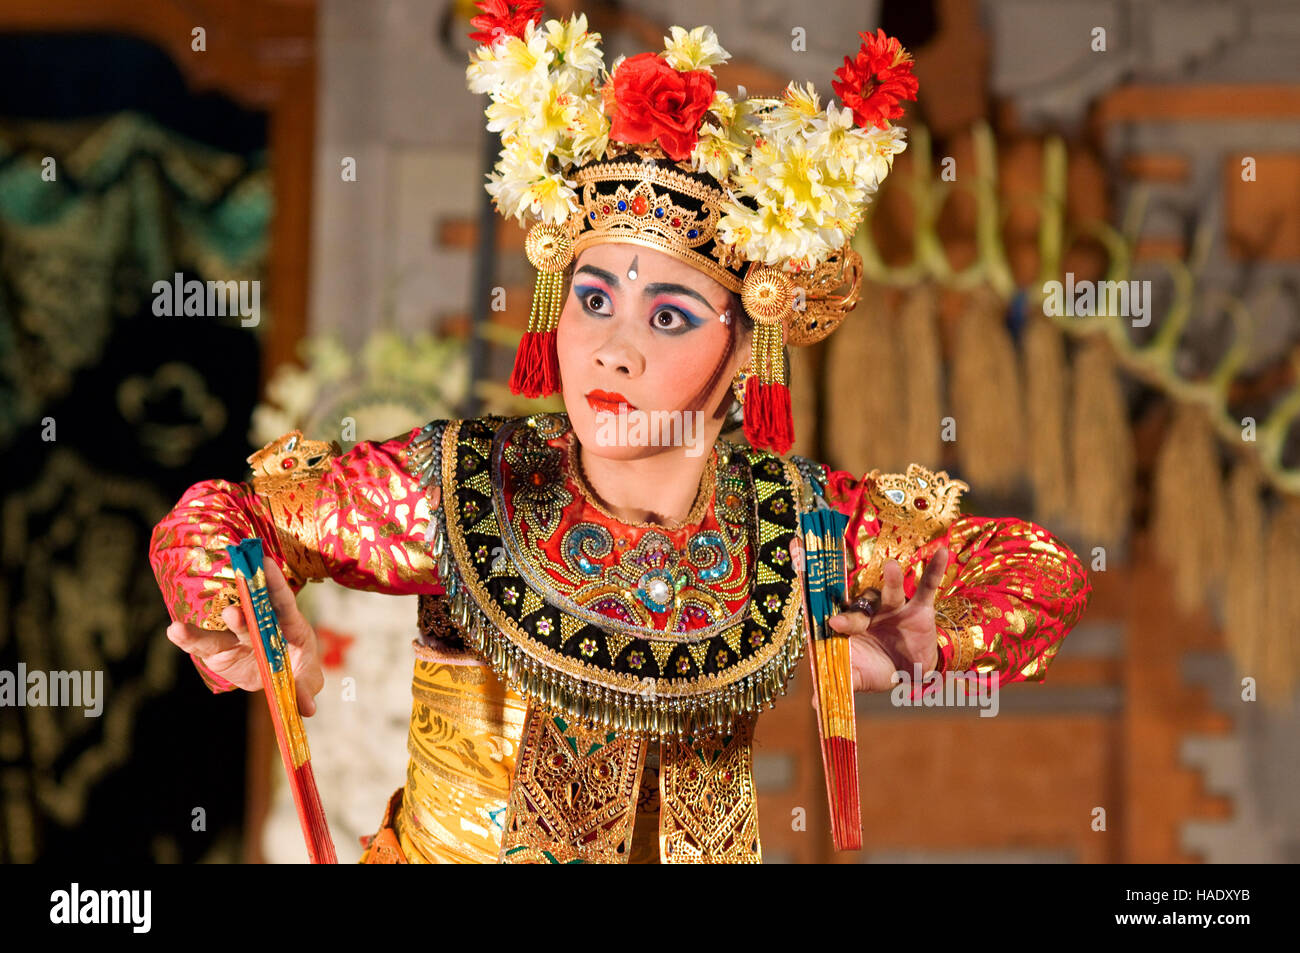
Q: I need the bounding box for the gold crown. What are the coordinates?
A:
[569,154,746,293]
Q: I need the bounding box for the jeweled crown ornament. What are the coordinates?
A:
[465,2,918,454]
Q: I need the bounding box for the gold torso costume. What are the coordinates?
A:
[359,413,804,864]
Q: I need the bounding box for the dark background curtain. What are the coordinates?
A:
[0,32,269,862]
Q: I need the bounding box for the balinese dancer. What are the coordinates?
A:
[149,5,1091,864]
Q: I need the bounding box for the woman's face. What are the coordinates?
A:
[556,242,748,461]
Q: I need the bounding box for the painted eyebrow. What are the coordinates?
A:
[573,265,714,311]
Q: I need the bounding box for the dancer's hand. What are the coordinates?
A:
[165,558,324,716]
[826,545,948,694]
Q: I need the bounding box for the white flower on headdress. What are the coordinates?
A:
[765,82,821,141]
[465,21,553,96]
[688,89,753,181]
[718,196,816,266]
[707,89,737,126]
[498,83,582,154]
[691,124,748,182]
[850,122,909,185]
[662,25,730,72]
[544,14,604,86]
[566,94,611,165]
[805,100,862,178]
[485,140,578,225]
[757,142,836,226]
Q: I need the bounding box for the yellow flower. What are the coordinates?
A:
[851,123,909,185]
[806,101,863,178]
[484,88,534,138]
[709,89,737,127]
[465,22,552,96]
[568,95,611,163]
[533,84,582,152]
[485,140,577,224]
[761,143,834,224]
[766,81,821,140]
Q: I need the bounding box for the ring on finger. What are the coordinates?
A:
[841,588,881,618]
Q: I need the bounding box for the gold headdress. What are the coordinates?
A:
[465,3,917,453]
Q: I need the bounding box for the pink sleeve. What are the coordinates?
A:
[823,467,1091,688]
[148,426,442,692]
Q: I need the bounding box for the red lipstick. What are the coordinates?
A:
[586,390,635,414]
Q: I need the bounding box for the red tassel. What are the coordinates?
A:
[743,378,794,455]
[508,329,560,398]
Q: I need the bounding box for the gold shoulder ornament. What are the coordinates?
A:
[849,463,969,598]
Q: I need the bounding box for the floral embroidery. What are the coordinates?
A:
[504,438,571,541]
[500,418,754,634]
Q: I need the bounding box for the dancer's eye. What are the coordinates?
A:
[576,286,613,316]
[650,306,700,335]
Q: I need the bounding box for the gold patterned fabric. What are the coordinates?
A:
[389,644,526,864]
[498,704,648,863]
[659,714,762,863]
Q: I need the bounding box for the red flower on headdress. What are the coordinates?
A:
[831,28,919,130]
[468,0,543,47]
[605,52,717,162]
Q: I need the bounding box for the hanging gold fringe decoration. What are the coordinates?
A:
[898,284,943,468]
[1023,313,1071,527]
[1260,497,1300,703]
[1223,462,1266,685]
[1068,336,1133,554]
[826,281,905,474]
[1151,403,1229,615]
[950,284,1024,492]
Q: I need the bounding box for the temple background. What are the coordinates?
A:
[1,0,1298,863]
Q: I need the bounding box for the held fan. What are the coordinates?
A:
[798,504,861,851]
[226,538,337,864]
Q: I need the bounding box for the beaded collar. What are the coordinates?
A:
[420,413,808,739]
